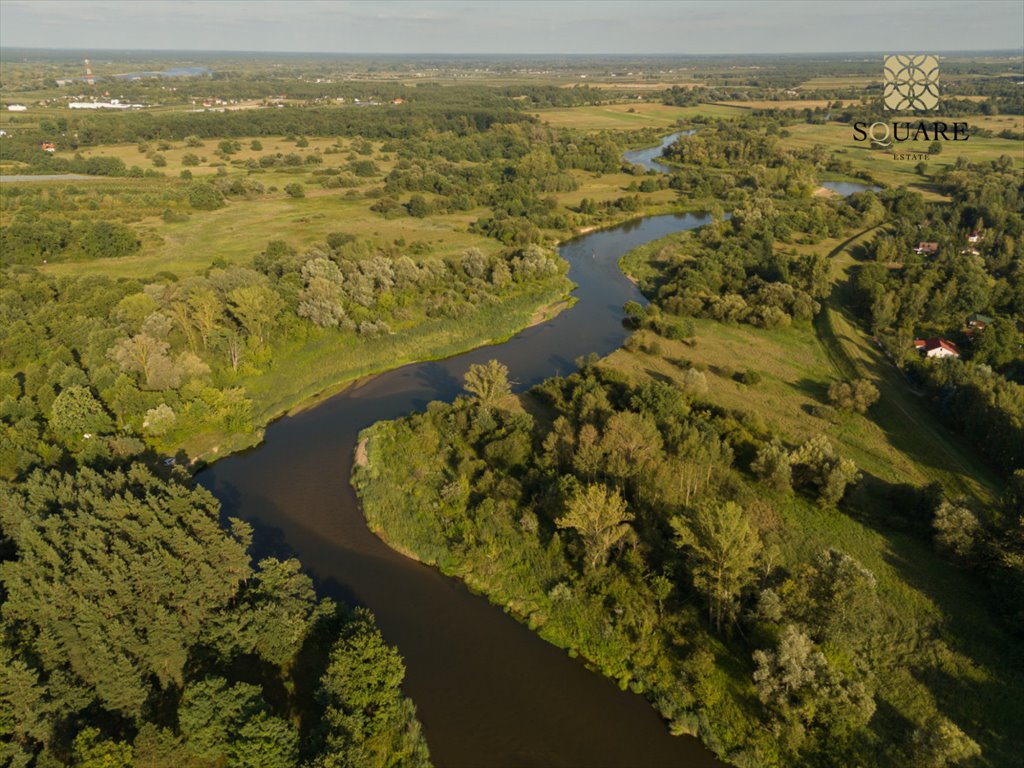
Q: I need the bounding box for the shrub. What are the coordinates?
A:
[828,378,879,413]
[738,369,762,386]
[188,182,224,210]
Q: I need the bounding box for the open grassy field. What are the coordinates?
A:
[777,117,1024,192]
[42,188,499,279]
[618,227,1003,506]
[66,135,398,178]
[534,102,747,129]
[720,99,838,111]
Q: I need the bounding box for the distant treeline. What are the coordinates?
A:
[4,104,535,153]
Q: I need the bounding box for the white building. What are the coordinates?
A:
[914,338,960,359]
[68,101,143,110]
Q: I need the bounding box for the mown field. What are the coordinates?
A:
[619,227,1002,505]
[534,102,748,129]
[776,116,1024,191]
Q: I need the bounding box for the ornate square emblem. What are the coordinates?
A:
[883,55,939,111]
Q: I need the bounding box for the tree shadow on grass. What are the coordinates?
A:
[837,472,1024,765]
[642,367,676,386]
[792,376,830,404]
[882,540,1024,766]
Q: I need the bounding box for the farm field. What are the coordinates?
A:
[534,101,748,129]
[720,99,838,110]
[776,117,1024,191]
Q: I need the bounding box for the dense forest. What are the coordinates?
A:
[1,460,430,766]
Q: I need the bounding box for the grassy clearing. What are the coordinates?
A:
[44,190,499,279]
[605,320,939,494]
[618,226,1003,506]
[776,119,1023,192]
[534,102,747,130]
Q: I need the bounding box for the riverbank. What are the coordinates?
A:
[181,278,575,466]
[180,204,703,469]
[198,212,727,768]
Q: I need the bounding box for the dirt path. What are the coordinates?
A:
[816,226,1001,502]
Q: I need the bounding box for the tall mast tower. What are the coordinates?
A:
[84,58,95,86]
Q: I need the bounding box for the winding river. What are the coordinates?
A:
[623,131,691,173]
[199,136,728,767]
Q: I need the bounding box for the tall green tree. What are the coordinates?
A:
[228,284,284,346]
[557,483,634,570]
[315,610,430,768]
[672,501,761,632]
[752,625,876,751]
[463,359,512,411]
[48,385,112,446]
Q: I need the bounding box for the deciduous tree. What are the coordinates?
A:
[672,501,761,632]
[463,359,512,411]
[558,483,634,570]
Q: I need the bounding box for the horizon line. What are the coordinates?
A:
[2,45,1023,58]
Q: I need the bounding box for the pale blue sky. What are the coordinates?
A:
[1,0,1022,55]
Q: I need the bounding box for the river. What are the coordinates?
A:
[199,139,728,767]
[819,180,880,196]
[622,131,692,173]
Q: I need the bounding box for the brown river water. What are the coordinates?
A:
[199,142,732,767]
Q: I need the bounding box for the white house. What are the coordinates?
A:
[914,338,960,359]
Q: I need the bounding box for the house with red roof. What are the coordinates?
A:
[913,337,960,359]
